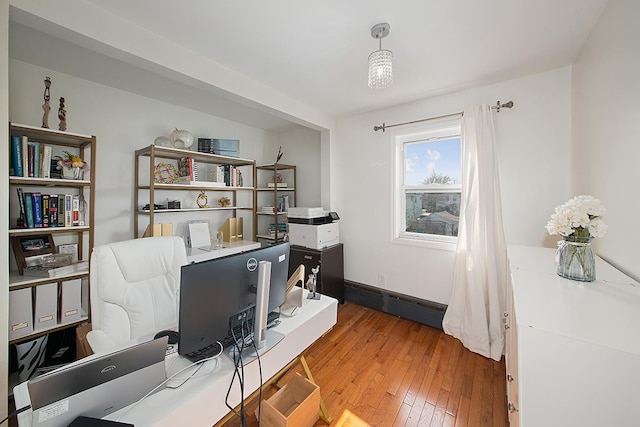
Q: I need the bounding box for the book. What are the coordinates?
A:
[23,192,34,229]
[37,143,44,178]
[32,142,41,178]
[27,142,35,177]
[11,135,23,177]
[16,187,27,228]
[42,194,50,227]
[64,194,73,227]
[72,195,80,226]
[57,194,66,227]
[49,194,58,227]
[42,145,53,179]
[21,136,29,178]
[190,158,198,181]
[78,195,86,226]
[32,192,43,228]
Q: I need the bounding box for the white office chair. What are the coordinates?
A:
[86,236,187,353]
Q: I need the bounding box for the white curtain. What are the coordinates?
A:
[442,105,508,362]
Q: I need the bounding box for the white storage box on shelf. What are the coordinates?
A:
[9,288,34,341]
[33,283,58,332]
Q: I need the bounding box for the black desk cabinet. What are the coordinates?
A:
[289,243,344,303]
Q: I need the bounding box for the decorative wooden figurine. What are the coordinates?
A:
[42,76,51,128]
[58,97,67,131]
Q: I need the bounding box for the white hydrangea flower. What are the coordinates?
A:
[545,195,607,238]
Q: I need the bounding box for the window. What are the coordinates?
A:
[392,120,461,249]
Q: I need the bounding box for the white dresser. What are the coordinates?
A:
[505,245,640,427]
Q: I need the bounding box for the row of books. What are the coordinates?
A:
[10,135,59,179]
[211,164,243,187]
[15,188,84,229]
[175,157,243,187]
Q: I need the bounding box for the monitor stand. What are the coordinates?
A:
[224,329,285,365]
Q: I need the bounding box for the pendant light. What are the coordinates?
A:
[368,23,393,89]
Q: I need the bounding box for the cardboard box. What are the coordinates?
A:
[9,288,34,340]
[33,283,58,331]
[289,222,339,250]
[260,373,319,427]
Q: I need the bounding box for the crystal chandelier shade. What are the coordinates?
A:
[368,49,393,89]
[367,23,393,89]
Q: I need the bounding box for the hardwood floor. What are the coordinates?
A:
[223,302,508,427]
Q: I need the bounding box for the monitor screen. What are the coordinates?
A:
[178,242,290,358]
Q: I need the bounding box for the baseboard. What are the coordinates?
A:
[344,280,447,330]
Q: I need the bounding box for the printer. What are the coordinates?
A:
[288,207,339,249]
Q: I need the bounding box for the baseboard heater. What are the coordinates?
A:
[344,280,447,330]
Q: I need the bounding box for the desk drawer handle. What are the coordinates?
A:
[508,402,519,413]
[504,323,510,330]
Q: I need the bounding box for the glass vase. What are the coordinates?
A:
[557,235,596,282]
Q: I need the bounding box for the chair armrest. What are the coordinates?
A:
[86,329,117,354]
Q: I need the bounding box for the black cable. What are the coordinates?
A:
[0,405,31,425]
[225,317,247,427]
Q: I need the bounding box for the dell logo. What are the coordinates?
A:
[247,258,258,271]
[101,365,116,374]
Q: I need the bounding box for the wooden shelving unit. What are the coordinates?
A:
[7,123,96,346]
[134,144,256,240]
[255,163,296,244]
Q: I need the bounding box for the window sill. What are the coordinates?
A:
[392,235,457,252]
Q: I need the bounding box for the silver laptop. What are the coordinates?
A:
[27,336,168,427]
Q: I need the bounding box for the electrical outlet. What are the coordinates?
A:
[378,274,386,286]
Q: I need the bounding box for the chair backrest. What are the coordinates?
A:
[88,236,187,351]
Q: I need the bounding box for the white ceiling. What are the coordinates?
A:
[10,0,610,130]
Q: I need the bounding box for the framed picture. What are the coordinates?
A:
[11,234,55,275]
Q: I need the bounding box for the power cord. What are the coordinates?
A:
[0,404,31,425]
[116,346,223,423]
[226,320,247,426]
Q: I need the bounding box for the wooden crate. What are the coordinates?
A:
[259,373,320,427]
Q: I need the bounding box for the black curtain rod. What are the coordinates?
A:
[373,100,514,132]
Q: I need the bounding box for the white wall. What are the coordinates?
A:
[336,68,572,304]
[1,0,10,418]
[9,59,276,246]
[265,127,322,208]
[572,0,640,281]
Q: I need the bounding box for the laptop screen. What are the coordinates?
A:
[27,337,167,427]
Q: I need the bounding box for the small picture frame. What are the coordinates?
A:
[188,221,211,249]
[11,234,55,275]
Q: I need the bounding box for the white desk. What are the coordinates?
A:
[185,240,261,264]
[15,291,337,427]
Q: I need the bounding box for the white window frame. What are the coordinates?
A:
[391,119,462,251]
